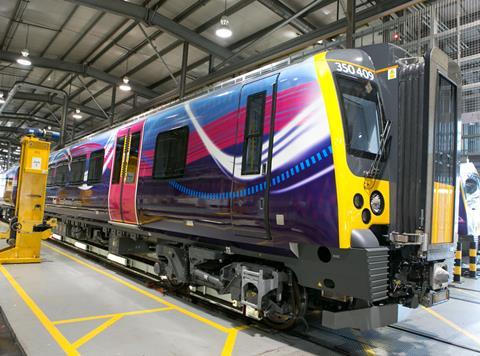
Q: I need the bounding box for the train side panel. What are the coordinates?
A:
[268,58,338,247]
[137,87,240,239]
[46,131,113,221]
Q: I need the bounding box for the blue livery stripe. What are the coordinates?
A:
[169,144,332,199]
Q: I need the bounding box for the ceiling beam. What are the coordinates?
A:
[0,0,29,50]
[11,92,105,119]
[21,0,162,126]
[74,19,284,131]
[0,51,158,99]
[0,112,61,127]
[258,0,316,34]
[65,0,234,59]
[130,0,422,115]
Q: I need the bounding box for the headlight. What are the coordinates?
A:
[353,194,363,209]
[362,209,371,224]
[370,191,384,215]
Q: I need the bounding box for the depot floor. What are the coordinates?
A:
[0,240,480,356]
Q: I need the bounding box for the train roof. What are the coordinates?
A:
[68,46,328,146]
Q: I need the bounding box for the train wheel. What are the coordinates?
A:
[264,277,307,330]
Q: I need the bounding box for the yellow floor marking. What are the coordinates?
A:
[221,325,250,356]
[44,243,232,334]
[72,314,123,349]
[0,264,79,356]
[421,306,480,347]
[352,329,376,356]
[53,306,173,325]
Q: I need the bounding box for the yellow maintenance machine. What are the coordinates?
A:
[0,129,59,263]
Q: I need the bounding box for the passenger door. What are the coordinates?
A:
[108,121,144,224]
[231,75,278,239]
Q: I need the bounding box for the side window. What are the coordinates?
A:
[112,136,125,184]
[47,164,56,187]
[70,155,86,185]
[153,126,189,179]
[125,133,140,184]
[241,92,266,175]
[55,160,69,186]
[87,149,105,184]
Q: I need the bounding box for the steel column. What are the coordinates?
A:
[179,42,189,99]
[7,142,11,169]
[346,0,356,48]
[110,85,116,126]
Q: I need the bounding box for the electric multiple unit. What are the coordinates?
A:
[0,43,460,329]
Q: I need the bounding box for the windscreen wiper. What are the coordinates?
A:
[364,119,391,188]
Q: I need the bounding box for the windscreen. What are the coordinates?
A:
[337,76,382,158]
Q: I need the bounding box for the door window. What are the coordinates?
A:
[241,92,266,175]
[435,76,457,185]
[125,133,141,184]
[112,136,125,184]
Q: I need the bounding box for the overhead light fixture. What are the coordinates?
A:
[119,76,131,92]
[0,93,5,105]
[17,49,31,66]
[317,39,324,45]
[17,25,31,66]
[72,108,82,119]
[216,1,232,38]
[216,16,232,38]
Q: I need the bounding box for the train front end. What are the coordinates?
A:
[312,45,459,327]
[364,44,461,308]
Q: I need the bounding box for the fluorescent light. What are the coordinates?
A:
[16,49,31,66]
[216,15,232,38]
[0,93,4,105]
[119,76,131,91]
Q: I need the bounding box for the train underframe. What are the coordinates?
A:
[0,207,449,330]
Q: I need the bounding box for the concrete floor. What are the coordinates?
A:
[0,239,479,355]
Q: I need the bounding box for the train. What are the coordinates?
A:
[458,162,480,237]
[0,43,461,330]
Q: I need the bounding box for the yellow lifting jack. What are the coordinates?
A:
[0,132,57,264]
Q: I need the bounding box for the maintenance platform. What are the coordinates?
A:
[0,238,479,356]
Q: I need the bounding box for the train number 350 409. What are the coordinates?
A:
[334,62,374,80]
